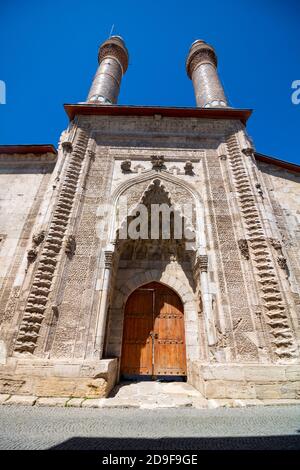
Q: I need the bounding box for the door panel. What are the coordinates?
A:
[121,289,153,376]
[120,282,187,378]
[153,285,187,376]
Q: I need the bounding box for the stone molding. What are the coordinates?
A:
[226,133,298,361]
[14,129,90,354]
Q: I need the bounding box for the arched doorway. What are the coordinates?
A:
[120,282,187,380]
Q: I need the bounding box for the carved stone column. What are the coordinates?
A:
[194,254,217,346]
[94,248,114,358]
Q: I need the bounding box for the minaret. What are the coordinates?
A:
[87,36,129,104]
[186,40,228,108]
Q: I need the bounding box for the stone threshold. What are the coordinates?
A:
[1,393,300,409]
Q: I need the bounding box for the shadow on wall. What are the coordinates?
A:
[49,435,300,450]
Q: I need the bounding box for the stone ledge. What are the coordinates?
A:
[81,398,106,408]
[0,358,118,398]
[66,398,85,407]
[0,394,10,404]
[3,395,37,406]
[35,397,69,407]
[1,393,300,409]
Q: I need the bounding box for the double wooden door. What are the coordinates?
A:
[120,282,187,378]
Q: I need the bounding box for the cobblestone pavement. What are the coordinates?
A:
[0,405,300,450]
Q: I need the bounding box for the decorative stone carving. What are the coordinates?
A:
[215,327,229,348]
[198,255,208,272]
[26,231,46,269]
[62,141,73,153]
[269,238,282,252]
[193,254,208,276]
[104,250,114,269]
[277,255,288,271]
[269,238,288,273]
[51,305,59,316]
[151,155,165,171]
[65,235,76,258]
[255,183,264,198]
[87,149,95,161]
[121,159,131,173]
[27,248,37,264]
[32,231,45,246]
[226,133,297,360]
[184,161,194,175]
[14,129,89,354]
[242,147,254,157]
[238,239,250,260]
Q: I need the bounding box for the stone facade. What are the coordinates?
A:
[0,38,299,401]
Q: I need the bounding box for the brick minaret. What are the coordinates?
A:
[186,40,228,108]
[87,36,129,104]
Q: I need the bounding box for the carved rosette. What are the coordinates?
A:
[121,159,131,173]
[151,155,165,171]
[184,161,194,175]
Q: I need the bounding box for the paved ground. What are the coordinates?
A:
[0,405,300,450]
[2,381,299,409]
[105,381,206,408]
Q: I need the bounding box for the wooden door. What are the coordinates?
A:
[153,283,186,376]
[120,282,186,378]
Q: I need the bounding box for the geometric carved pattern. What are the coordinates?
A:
[14,129,89,354]
[226,134,297,361]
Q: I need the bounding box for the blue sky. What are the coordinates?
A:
[1,0,299,164]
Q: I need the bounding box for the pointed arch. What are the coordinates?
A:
[107,170,205,251]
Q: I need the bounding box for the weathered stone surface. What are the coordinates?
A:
[244,367,286,382]
[285,367,300,381]
[81,398,106,408]
[66,398,85,407]
[36,397,68,407]
[3,395,37,406]
[0,394,10,404]
[255,384,282,400]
